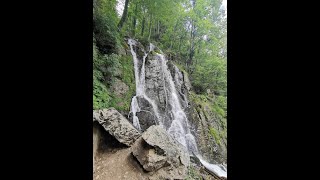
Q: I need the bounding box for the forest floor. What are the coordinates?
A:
[93,147,221,180]
[93,133,221,180]
[93,145,148,180]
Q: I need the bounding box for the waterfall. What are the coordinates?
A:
[128,39,161,131]
[127,38,226,178]
[198,156,227,178]
[128,38,197,154]
[157,54,199,154]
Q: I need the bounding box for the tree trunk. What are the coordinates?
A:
[118,0,130,31]
[170,21,179,49]
[157,20,160,40]
[188,19,195,70]
[132,3,138,36]
[141,16,145,36]
[148,15,153,41]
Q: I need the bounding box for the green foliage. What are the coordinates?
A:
[93,76,111,110]
[93,46,135,112]
[172,61,187,75]
[209,127,221,146]
[93,0,121,54]
[186,166,202,180]
[120,55,135,85]
[104,53,122,82]
[212,95,227,118]
[93,0,136,112]
[108,55,135,112]
[92,0,227,119]
[93,41,110,110]
[189,89,226,147]
[124,0,227,98]
[192,56,227,95]
[191,91,226,121]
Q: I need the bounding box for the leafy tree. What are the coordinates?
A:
[93,0,227,115]
[118,0,130,30]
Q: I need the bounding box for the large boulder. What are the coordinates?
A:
[132,125,190,180]
[93,108,141,146]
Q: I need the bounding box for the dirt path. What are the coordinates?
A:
[94,147,149,180]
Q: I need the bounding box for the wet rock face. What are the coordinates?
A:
[127,39,191,132]
[128,96,158,132]
[135,111,157,131]
[145,55,166,111]
[136,53,189,130]
[189,101,227,164]
[93,108,141,146]
[127,39,227,165]
[145,56,188,112]
[131,125,190,179]
[168,62,189,108]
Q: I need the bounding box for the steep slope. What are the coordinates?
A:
[126,39,227,165]
[93,38,227,179]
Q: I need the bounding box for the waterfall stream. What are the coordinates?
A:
[128,38,198,153]
[127,38,226,178]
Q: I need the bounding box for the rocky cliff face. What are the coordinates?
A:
[189,96,227,164]
[126,39,227,164]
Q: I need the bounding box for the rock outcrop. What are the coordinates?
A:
[188,95,227,164]
[132,125,190,179]
[126,39,227,165]
[134,96,159,131]
[93,108,141,146]
[127,40,190,132]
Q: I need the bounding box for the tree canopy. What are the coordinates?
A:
[93,0,227,119]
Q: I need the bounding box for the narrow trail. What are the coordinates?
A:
[94,147,148,180]
[93,146,221,180]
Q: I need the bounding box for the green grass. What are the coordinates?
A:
[171,61,188,75]
[189,91,226,147]
[186,166,202,180]
[93,75,111,110]
[108,55,135,112]
[93,42,136,112]
[209,127,221,146]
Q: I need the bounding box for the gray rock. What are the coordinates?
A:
[182,71,192,92]
[110,78,129,97]
[132,125,190,179]
[93,108,140,146]
[135,111,157,131]
[128,96,159,132]
[132,138,167,172]
[118,44,127,56]
[126,39,227,167]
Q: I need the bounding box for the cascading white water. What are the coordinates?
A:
[128,38,226,177]
[198,156,227,178]
[128,38,198,153]
[128,39,161,131]
[130,96,141,130]
[128,39,227,177]
[157,54,199,154]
